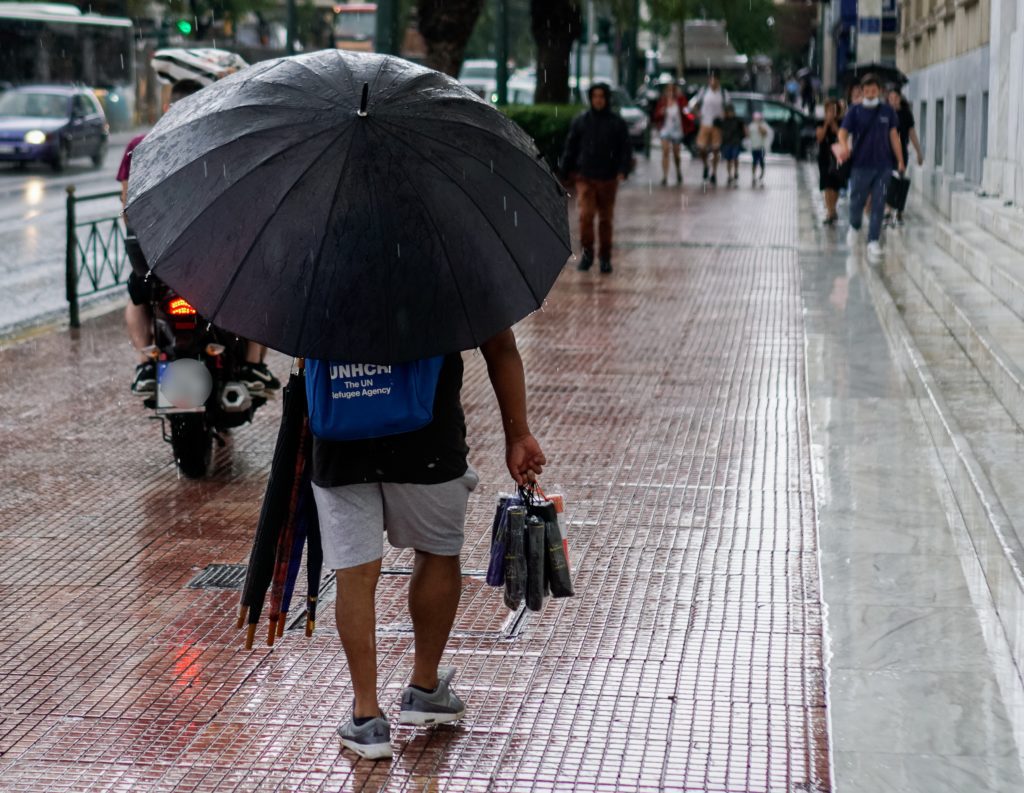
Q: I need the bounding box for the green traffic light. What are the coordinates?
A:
[176,19,193,35]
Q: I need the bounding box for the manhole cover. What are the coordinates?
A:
[187,564,247,590]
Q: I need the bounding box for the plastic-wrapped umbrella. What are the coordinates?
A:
[237,364,308,649]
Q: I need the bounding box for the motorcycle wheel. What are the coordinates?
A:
[170,414,212,479]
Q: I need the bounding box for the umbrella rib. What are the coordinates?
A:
[205,124,358,324]
[133,118,329,205]
[135,121,341,267]
[378,118,568,249]
[291,128,364,352]
[366,125,477,347]
[379,125,544,311]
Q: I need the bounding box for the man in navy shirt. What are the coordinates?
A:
[836,74,905,261]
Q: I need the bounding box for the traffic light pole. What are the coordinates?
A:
[375,0,400,55]
[495,0,509,105]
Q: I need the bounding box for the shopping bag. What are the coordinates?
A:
[886,172,910,212]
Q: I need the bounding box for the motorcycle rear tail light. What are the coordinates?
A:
[167,297,197,316]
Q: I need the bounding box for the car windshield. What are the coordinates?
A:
[460,66,495,80]
[0,92,68,119]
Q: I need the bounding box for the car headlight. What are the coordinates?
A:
[24,130,47,145]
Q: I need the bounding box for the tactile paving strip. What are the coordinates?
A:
[0,156,830,791]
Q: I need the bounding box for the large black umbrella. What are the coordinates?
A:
[126,49,570,364]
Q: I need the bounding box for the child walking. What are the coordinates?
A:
[747,112,773,185]
[719,104,746,186]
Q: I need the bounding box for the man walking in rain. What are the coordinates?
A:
[313,330,547,760]
[560,83,632,274]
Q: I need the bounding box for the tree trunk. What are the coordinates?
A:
[417,0,486,76]
[531,0,582,104]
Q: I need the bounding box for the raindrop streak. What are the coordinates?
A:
[396,243,401,257]
[203,161,207,177]
[120,54,124,70]
[503,196,507,211]
[513,211,518,228]
[223,164,227,179]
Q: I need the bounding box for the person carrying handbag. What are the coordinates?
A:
[835,74,905,261]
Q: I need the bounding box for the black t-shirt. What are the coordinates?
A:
[897,105,915,159]
[312,352,469,486]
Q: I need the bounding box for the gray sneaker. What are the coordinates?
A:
[399,666,465,725]
[337,713,392,760]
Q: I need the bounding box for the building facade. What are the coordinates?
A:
[898,0,992,214]
[980,0,1024,206]
[820,0,901,89]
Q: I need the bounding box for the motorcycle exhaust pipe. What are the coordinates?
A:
[219,382,252,413]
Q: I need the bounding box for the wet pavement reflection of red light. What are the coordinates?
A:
[0,158,830,791]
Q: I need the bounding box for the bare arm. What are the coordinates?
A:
[120,179,128,207]
[479,328,547,485]
[890,128,906,172]
[909,128,924,165]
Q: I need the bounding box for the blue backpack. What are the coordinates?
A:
[306,357,445,441]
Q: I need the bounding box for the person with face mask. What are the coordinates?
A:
[835,74,905,262]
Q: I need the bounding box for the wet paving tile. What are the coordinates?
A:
[0,157,830,790]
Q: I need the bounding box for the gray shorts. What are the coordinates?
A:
[312,467,479,570]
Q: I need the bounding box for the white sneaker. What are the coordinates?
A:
[867,241,883,261]
[846,227,859,247]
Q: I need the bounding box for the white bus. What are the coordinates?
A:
[0,3,136,128]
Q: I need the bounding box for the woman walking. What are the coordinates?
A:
[653,82,687,186]
[816,99,847,225]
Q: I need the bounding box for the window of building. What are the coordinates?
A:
[981,92,989,161]
[954,96,967,174]
[935,99,944,168]
[920,100,928,162]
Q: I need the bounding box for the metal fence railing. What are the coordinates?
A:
[65,185,128,328]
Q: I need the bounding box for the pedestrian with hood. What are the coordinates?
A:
[692,73,728,185]
[836,74,905,261]
[885,87,924,225]
[561,83,632,274]
[653,82,687,186]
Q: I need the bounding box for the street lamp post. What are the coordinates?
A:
[375,0,400,55]
[286,0,297,55]
[626,0,640,95]
[496,0,509,105]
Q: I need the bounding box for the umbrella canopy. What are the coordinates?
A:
[127,49,571,364]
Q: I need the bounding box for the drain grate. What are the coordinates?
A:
[187,564,247,590]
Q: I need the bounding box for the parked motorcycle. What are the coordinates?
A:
[127,236,265,478]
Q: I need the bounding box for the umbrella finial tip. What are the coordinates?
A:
[358,83,369,117]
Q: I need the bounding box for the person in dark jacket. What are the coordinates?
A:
[561,83,632,274]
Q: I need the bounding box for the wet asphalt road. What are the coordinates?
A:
[0,130,142,336]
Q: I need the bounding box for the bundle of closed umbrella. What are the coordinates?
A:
[124,49,572,646]
[235,362,324,649]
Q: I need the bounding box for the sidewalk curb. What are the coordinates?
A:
[861,246,1024,687]
[0,296,122,352]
